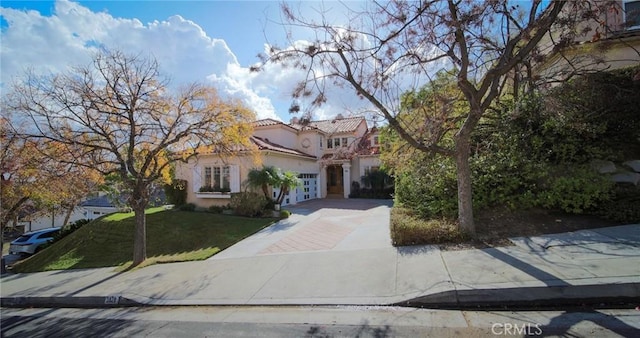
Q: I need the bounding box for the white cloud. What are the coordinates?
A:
[0,0,281,119]
[0,0,383,123]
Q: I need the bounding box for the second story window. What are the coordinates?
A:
[327,138,333,149]
[625,1,640,30]
[373,136,379,145]
[334,137,340,147]
[342,137,348,147]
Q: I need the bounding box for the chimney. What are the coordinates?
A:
[335,113,344,120]
[290,117,299,125]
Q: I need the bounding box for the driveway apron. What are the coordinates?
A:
[210,199,394,260]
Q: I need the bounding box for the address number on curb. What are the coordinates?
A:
[104,295,120,305]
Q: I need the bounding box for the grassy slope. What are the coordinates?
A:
[13,208,275,272]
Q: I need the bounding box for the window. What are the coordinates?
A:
[342,137,348,147]
[204,167,212,187]
[364,166,380,175]
[203,165,230,190]
[334,137,340,147]
[625,1,640,29]
[327,138,333,149]
[320,136,324,149]
[373,136,379,145]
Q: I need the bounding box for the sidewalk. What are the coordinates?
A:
[1,199,639,309]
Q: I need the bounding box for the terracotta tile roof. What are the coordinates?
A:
[253,118,284,127]
[250,136,316,159]
[291,116,365,134]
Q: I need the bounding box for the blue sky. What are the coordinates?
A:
[0,1,552,123]
[1,0,363,121]
[1,0,287,64]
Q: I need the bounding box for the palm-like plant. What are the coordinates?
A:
[273,170,301,205]
[246,166,278,199]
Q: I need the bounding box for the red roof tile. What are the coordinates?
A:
[253,118,283,127]
[291,116,365,134]
[251,136,316,158]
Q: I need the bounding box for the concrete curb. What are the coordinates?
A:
[3,283,639,309]
[1,295,144,308]
[397,282,640,309]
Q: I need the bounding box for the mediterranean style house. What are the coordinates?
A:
[534,0,640,83]
[175,115,381,208]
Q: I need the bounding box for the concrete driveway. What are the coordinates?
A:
[211,198,394,260]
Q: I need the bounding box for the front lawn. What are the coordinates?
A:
[12,207,276,272]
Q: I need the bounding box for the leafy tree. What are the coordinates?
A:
[257,0,580,235]
[3,50,255,266]
[1,119,101,254]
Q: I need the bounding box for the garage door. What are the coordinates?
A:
[297,173,317,202]
[273,173,317,206]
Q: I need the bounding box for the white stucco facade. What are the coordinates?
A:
[176,116,382,208]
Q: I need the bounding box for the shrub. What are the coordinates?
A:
[394,154,458,219]
[390,207,468,246]
[208,205,224,214]
[230,192,268,217]
[179,203,196,212]
[279,210,291,219]
[596,184,640,223]
[52,219,91,243]
[264,198,276,211]
[164,179,187,206]
[535,165,613,213]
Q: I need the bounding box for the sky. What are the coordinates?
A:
[0,0,367,122]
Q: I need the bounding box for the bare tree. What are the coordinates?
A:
[3,50,255,265]
[255,0,606,235]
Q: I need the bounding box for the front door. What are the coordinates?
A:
[327,165,343,195]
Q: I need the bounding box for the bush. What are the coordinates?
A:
[394,154,458,219]
[52,219,91,243]
[596,184,640,223]
[535,165,613,213]
[390,207,468,246]
[279,210,291,219]
[208,205,224,214]
[179,203,196,212]
[230,192,268,217]
[164,179,187,206]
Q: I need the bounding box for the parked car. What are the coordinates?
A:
[9,227,61,255]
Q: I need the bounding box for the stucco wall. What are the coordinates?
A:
[253,126,298,149]
[297,130,324,158]
[536,35,640,84]
[176,152,319,208]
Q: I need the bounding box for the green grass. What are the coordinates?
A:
[12,208,276,272]
[390,207,468,246]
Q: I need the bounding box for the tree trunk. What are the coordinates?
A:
[132,205,146,266]
[454,138,475,236]
[62,201,78,227]
[130,185,149,266]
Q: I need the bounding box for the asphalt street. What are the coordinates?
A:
[2,306,639,338]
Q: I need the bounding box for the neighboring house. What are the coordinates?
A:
[16,195,119,232]
[534,0,640,83]
[175,115,382,208]
[78,196,120,220]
